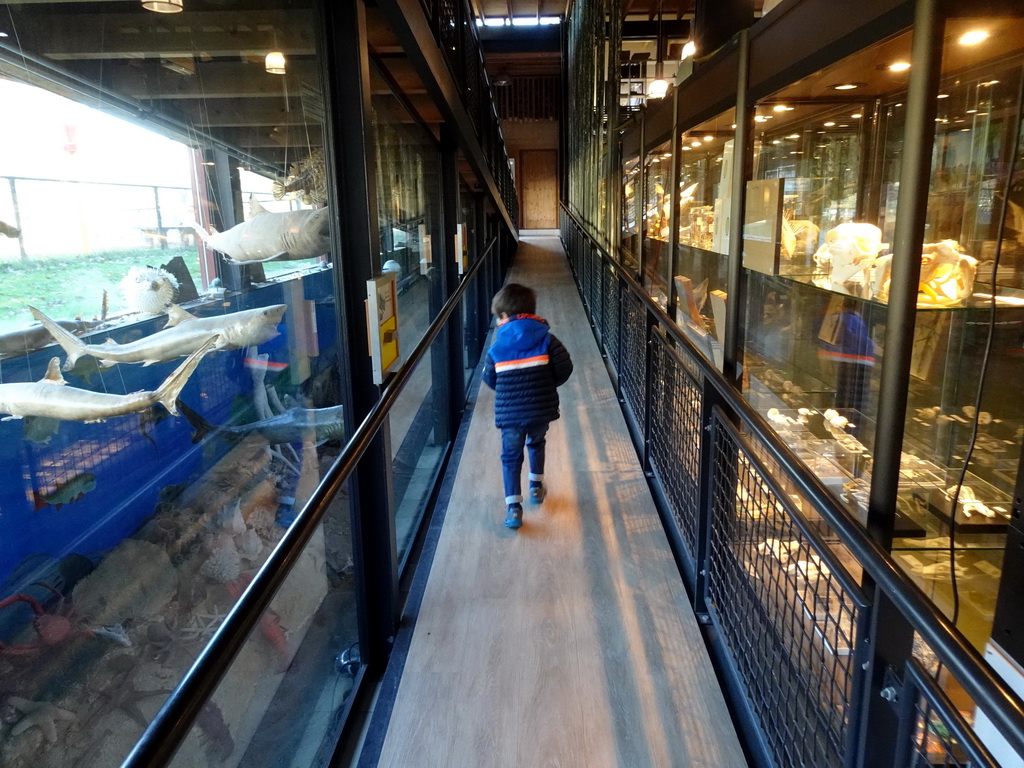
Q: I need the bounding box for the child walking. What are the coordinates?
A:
[482,283,573,529]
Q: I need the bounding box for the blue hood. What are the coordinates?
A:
[495,315,550,353]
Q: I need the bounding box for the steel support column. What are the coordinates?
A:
[322,0,399,673]
[441,126,466,438]
[723,28,750,384]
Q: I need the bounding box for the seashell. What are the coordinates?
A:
[214,499,247,537]
[200,546,241,584]
[236,529,263,561]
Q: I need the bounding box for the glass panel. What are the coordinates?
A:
[0,2,357,764]
[167,484,357,767]
[621,145,641,270]
[371,62,442,355]
[891,14,1024,648]
[740,31,913,528]
[674,109,736,370]
[642,138,672,308]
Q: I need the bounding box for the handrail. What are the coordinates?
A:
[123,238,498,767]
[560,201,1024,756]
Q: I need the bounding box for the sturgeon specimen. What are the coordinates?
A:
[193,197,331,263]
[179,400,345,445]
[0,336,217,422]
[30,303,286,370]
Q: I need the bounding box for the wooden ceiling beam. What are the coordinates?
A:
[12,10,316,60]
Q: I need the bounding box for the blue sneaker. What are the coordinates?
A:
[504,504,523,529]
[529,483,547,504]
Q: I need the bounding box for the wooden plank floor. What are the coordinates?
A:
[374,233,748,768]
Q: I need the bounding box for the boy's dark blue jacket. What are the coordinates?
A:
[482,314,573,428]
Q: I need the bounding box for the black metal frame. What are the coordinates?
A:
[560,202,1024,768]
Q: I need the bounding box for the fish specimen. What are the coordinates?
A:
[0,318,98,358]
[0,220,19,238]
[193,196,331,263]
[0,335,216,422]
[120,265,179,315]
[32,472,97,511]
[31,303,285,369]
[179,399,345,446]
[272,148,327,206]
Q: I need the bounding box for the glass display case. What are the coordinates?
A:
[740,11,1024,645]
[0,2,361,765]
[674,109,736,369]
[642,138,672,307]
[621,148,641,270]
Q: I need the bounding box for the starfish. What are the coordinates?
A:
[83,667,173,731]
[7,695,75,743]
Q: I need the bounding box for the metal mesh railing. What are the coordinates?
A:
[899,659,999,768]
[619,288,647,431]
[706,409,867,768]
[602,264,620,373]
[649,335,703,556]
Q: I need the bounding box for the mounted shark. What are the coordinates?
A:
[0,318,98,358]
[0,336,217,422]
[193,196,331,264]
[178,400,345,446]
[30,303,286,370]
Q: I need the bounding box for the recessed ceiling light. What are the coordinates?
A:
[831,83,863,91]
[703,135,714,142]
[772,140,781,145]
[959,29,989,46]
[772,104,794,112]
[967,109,978,113]
[824,121,836,127]
[937,93,949,99]
[731,123,737,129]
[682,146,692,151]
[889,61,911,72]
[691,140,702,147]
[0,31,8,38]
[754,115,768,122]
[851,113,863,118]
[980,80,1000,87]
[786,134,800,139]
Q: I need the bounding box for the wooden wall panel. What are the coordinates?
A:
[521,149,558,229]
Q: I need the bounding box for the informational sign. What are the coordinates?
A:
[367,272,400,384]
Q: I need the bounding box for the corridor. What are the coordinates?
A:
[360,233,748,767]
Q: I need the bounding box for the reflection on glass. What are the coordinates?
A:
[0,2,357,764]
[642,139,672,306]
[674,110,735,369]
[891,15,1024,648]
[621,150,641,269]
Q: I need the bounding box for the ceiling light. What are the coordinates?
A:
[265,51,287,75]
[786,134,800,139]
[731,124,737,129]
[0,31,7,38]
[703,135,714,142]
[937,93,949,99]
[691,140,702,147]
[980,80,1000,87]
[682,40,696,59]
[831,83,863,91]
[772,140,781,145]
[967,108,978,113]
[889,61,911,72]
[959,29,989,46]
[772,104,793,112]
[682,146,692,151]
[201,161,215,166]
[648,78,669,99]
[824,121,836,127]
[754,115,768,122]
[141,0,183,11]
[851,113,863,118]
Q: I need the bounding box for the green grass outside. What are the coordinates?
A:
[0,248,310,331]
[0,247,200,330]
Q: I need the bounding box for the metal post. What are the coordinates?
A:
[666,89,682,321]
[440,126,465,438]
[723,28,750,385]
[321,0,399,674]
[867,0,942,551]
[8,177,26,260]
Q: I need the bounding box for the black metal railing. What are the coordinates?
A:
[122,237,499,766]
[559,203,1024,768]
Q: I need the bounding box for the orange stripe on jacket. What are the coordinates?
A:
[495,354,550,372]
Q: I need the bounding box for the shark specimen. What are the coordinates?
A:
[30,303,285,370]
[193,197,331,263]
[179,400,345,446]
[0,336,216,422]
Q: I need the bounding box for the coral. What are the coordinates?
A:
[72,540,177,625]
[200,545,241,584]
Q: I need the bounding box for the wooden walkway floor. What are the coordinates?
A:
[370,233,747,768]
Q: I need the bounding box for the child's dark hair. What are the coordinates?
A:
[492,283,536,317]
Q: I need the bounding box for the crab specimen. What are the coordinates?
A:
[0,585,130,656]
